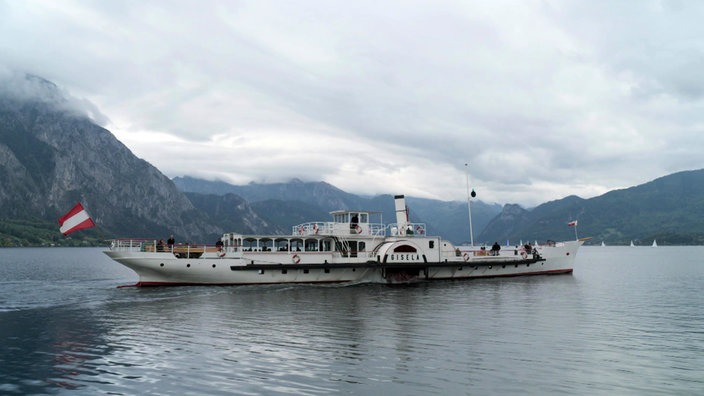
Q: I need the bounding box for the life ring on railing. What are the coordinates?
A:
[313,224,319,234]
[416,225,425,235]
[521,251,528,259]
[292,253,301,264]
[462,252,470,262]
[354,224,362,234]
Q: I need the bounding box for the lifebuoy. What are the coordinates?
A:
[521,251,528,259]
[292,254,301,264]
[462,252,470,262]
[354,224,362,234]
[416,225,425,235]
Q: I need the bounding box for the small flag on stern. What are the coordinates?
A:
[58,202,96,235]
[567,220,578,227]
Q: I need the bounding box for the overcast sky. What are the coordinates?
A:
[2,0,704,206]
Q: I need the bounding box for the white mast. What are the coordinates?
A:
[465,163,474,246]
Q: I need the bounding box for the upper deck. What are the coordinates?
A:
[290,209,426,238]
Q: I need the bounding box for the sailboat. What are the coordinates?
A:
[630,240,635,247]
[601,241,606,247]
[652,239,658,247]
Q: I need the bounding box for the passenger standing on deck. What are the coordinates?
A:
[167,235,175,249]
[491,241,501,256]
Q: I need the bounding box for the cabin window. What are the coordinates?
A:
[276,239,289,252]
[290,239,303,252]
[334,213,349,223]
[305,239,318,251]
[429,241,435,249]
[243,238,257,251]
[260,238,273,251]
[360,213,368,223]
[359,242,366,252]
[319,239,332,252]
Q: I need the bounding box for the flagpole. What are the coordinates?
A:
[465,163,474,247]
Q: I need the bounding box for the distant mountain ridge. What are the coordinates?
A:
[178,169,704,246]
[174,176,367,212]
[175,176,506,244]
[479,169,704,245]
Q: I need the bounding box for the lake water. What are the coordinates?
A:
[1,246,703,395]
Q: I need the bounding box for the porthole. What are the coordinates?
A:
[160,263,164,267]
[212,264,216,268]
[187,264,191,268]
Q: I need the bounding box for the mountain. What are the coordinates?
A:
[405,197,502,245]
[174,176,503,244]
[0,73,219,245]
[183,192,277,236]
[174,176,367,212]
[479,169,704,245]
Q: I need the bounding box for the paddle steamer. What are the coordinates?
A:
[105,195,584,286]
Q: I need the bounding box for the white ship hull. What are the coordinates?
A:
[105,239,584,286]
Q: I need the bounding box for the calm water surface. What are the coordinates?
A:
[1,246,703,395]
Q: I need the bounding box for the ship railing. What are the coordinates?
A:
[109,239,156,252]
[292,222,386,236]
[292,222,330,236]
[109,239,229,257]
[457,244,540,260]
[388,223,427,237]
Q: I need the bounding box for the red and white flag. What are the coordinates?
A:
[58,202,96,235]
[567,220,578,227]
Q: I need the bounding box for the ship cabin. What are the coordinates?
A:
[220,210,386,259]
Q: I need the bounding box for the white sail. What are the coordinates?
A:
[630,240,635,247]
[652,239,658,247]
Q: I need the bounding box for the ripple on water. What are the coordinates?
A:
[3,247,704,395]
